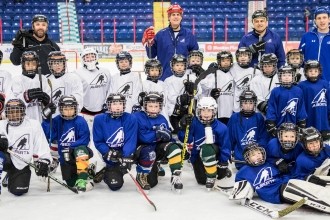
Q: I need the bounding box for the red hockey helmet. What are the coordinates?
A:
[167,4,183,17]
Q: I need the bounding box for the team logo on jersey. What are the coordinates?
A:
[236,74,252,90]
[60,127,76,147]
[0,77,4,92]
[12,134,30,154]
[106,127,124,148]
[241,127,257,145]
[281,98,298,116]
[52,87,65,105]
[253,167,275,189]
[311,89,327,108]
[90,73,108,88]
[118,82,133,99]
[221,80,234,95]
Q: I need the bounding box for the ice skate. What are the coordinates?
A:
[205,177,216,191]
[171,170,183,193]
[157,163,165,177]
[136,172,151,194]
[75,179,87,192]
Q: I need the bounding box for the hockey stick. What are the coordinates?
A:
[46,79,53,192]
[7,149,79,194]
[215,186,307,219]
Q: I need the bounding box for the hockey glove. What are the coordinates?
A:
[210,88,221,100]
[177,94,191,107]
[275,158,289,174]
[266,120,277,137]
[154,126,172,142]
[131,104,142,113]
[12,29,30,49]
[208,62,218,71]
[183,80,195,95]
[38,92,51,106]
[138,92,147,106]
[42,103,56,120]
[142,26,155,47]
[36,159,50,177]
[103,149,122,163]
[179,114,193,130]
[295,73,302,84]
[24,88,43,103]
[189,65,205,77]
[306,175,327,187]
[0,135,8,152]
[248,40,266,54]
[119,158,134,174]
[217,162,232,180]
[0,93,5,113]
[257,101,268,115]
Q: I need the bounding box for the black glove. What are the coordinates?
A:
[0,135,8,152]
[210,88,221,100]
[38,92,51,106]
[119,158,134,174]
[24,88,43,103]
[249,40,266,54]
[190,65,205,77]
[138,92,146,106]
[266,120,277,137]
[154,125,172,142]
[36,159,50,177]
[184,81,195,95]
[131,104,142,113]
[177,94,191,107]
[275,158,289,174]
[208,62,218,70]
[101,103,108,113]
[306,175,327,187]
[12,29,30,49]
[179,114,193,129]
[257,101,268,115]
[42,103,56,120]
[0,93,5,113]
[217,163,232,180]
[103,149,122,163]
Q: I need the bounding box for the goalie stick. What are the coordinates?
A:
[214,185,307,219]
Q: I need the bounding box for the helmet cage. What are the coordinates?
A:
[143,92,164,118]
[5,99,26,126]
[304,60,322,82]
[278,66,295,88]
[196,97,217,124]
[286,49,304,69]
[106,94,126,118]
[235,47,252,68]
[170,54,187,77]
[277,123,298,152]
[188,50,204,66]
[21,51,39,76]
[260,53,278,78]
[59,96,78,120]
[116,52,132,74]
[47,52,67,77]
[145,59,163,82]
[81,48,99,71]
[216,51,233,72]
[243,143,266,166]
[239,90,257,117]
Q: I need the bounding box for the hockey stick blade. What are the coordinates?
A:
[277,197,307,218]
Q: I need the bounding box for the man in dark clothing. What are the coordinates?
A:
[10,14,60,76]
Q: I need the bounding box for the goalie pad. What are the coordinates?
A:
[229,180,254,201]
[313,158,330,176]
[283,179,330,213]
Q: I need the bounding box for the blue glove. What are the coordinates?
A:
[154,125,171,142]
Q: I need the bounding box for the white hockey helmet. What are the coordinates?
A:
[81,47,99,70]
[196,97,217,124]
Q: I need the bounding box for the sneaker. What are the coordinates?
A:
[75,179,87,192]
[136,172,151,190]
[157,163,165,177]
[206,177,216,191]
[171,170,183,191]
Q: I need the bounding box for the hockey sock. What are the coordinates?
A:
[200,144,217,178]
[74,146,90,180]
[167,144,182,173]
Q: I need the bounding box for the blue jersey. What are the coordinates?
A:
[266,85,307,126]
[227,112,269,164]
[42,115,90,164]
[177,117,231,164]
[93,112,138,159]
[148,26,199,81]
[238,29,285,68]
[236,162,290,204]
[291,145,330,180]
[298,79,330,132]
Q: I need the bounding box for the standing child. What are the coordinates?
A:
[186,50,205,77]
[286,49,305,83]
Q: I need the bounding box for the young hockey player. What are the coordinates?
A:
[231,47,261,112]
[198,50,234,124]
[134,92,183,192]
[164,54,196,133]
[93,94,137,191]
[265,123,303,174]
[286,49,306,83]
[0,50,14,98]
[297,60,330,144]
[42,95,92,192]
[11,51,52,122]
[186,50,205,77]
[227,89,269,170]
[292,127,330,186]
[178,97,231,190]
[266,65,307,137]
[230,142,330,214]
[107,51,142,113]
[250,53,279,116]
[0,99,52,196]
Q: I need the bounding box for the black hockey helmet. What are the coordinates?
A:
[58,95,78,120]
[47,51,67,77]
[143,91,164,118]
[170,54,187,76]
[300,127,323,156]
[116,51,132,74]
[188,50,204,66]
[106,93,126,118]
[5,99,26,126]
[144,59,163,82]
[277,123,298,152]
[278,65,295,88]
[32,14,49,25]
[239,89,257,117]
[243,142,266,166]
[286,49,304,69]
[304,60,322,82]
[216,50,233,72]
[235,47,252,68]
[252,10,268,20]
[259,53,278,78]
[21,51,40,76]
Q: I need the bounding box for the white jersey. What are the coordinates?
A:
[107,71,142,113]
[0,69,14,99]
[231,63,261,112]
[48,72,83,116]
[74,67,111,112]
[0,118,52,170]
[250,73,280,109]
[198,69,234,118]
[164,71,197,116]
[296,67,306,82]
[11,74,51,122]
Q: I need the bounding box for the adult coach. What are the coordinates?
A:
[10,14,60,76]
[299,6,330,83]
[238,10,285,68]
[142,4,199,80]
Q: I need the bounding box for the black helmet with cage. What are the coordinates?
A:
[58,95,78,120]
[106,93,126,118]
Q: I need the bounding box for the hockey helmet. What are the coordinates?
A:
[81,47,99,71]
[216,51,233,72]
[252,10,268,21]
[243,142,266,166]
[196,97,217,124]
[58,95,78,120]
[259,53,278,78]
[167,4,183,17]
[21,51,39,76]
[170,54,187,77]
[106,93,126,118]
[188,50,204,66]
[5,99,26,126]
[300,127,323,156]
[278,65,295,88]
[143,91,164,118]
[286,49,304,69]
[47,51,67,77]
[277,123,298,152]
[235,47,252,68]
[116,51,132,75]
[304,60,322,82]
[144,59,163,82]
[239,89,257,117]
